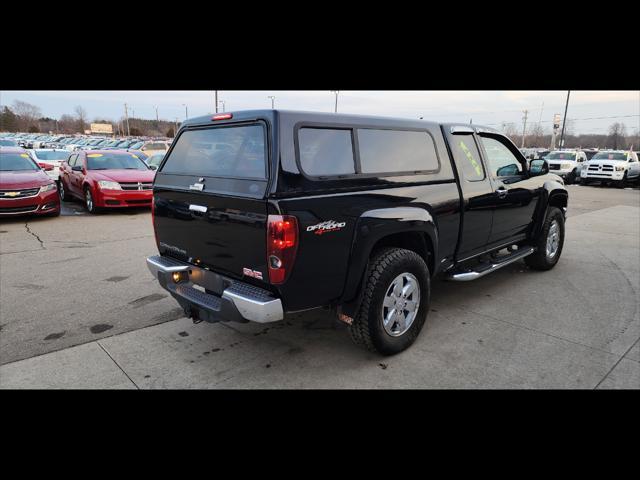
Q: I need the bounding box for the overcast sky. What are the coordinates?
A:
[2,90,638,135]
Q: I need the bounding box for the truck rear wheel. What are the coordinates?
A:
[349,248,430,355]
[524,207,565,271]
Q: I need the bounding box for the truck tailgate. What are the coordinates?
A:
[154,189,268,282]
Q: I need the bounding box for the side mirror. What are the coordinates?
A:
[149,165,157,170]
[529,159,549,176]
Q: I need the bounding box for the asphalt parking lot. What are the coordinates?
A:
[1,185,639,389]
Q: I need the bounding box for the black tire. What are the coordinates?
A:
[349,248,430,356]
[616,171,628,189]
[566,169,577,185]
[59,179,70,201]
[84,186,99,214]
[524,206,565,271]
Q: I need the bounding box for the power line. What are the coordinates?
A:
[484,114,639,127]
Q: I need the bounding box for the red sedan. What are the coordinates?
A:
[0,147,60,217]
[59,150,155,213]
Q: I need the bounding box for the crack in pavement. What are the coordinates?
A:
[594,336,640,389]
[97,341,140,390]
[24,222,46,250]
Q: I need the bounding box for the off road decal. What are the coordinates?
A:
[307,220,346,235]
[459,140,483,177]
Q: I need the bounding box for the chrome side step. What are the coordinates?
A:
[447,247,535,282]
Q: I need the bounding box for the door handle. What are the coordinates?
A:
[495,187,508,199]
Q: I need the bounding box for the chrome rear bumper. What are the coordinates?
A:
[146,255,283,324]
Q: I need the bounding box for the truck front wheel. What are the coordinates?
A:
[616,171,628,188]
[349,248,430,355]
[524,207,565,271]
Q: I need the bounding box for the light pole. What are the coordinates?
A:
[215,91,218,113]
[124,103,130,136]
[218,100,226,112]
[268,96,276,109]
[559,91,570,149]
[182,104,188,119]
[330,90,339,113]
[521,109,529,148]
[154,105,159,122]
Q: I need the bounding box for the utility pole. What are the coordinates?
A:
[215,91,218,113]
[154,105,159,122]
[521,110,529,148]
[559,91,570,149]
[182,104,188,119]
[124,103,130,136]
[268,96,275,109]
[550,113,561,151]
[331,90,339,113]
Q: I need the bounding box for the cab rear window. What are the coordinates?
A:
[161,124,266,179]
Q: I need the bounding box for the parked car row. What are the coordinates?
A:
[0,132,172,162]
[0,145,163,218]
[519,147,640,186]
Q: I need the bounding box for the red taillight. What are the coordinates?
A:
[267,215,298,284]
[212,113,233,121]
[38,162,54,171]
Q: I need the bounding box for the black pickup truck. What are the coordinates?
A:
[147,110,567,355]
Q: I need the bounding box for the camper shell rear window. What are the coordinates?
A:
[161,123,267,179]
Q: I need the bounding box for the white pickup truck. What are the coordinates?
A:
[580,150,640,187]
[545,150,588,184]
